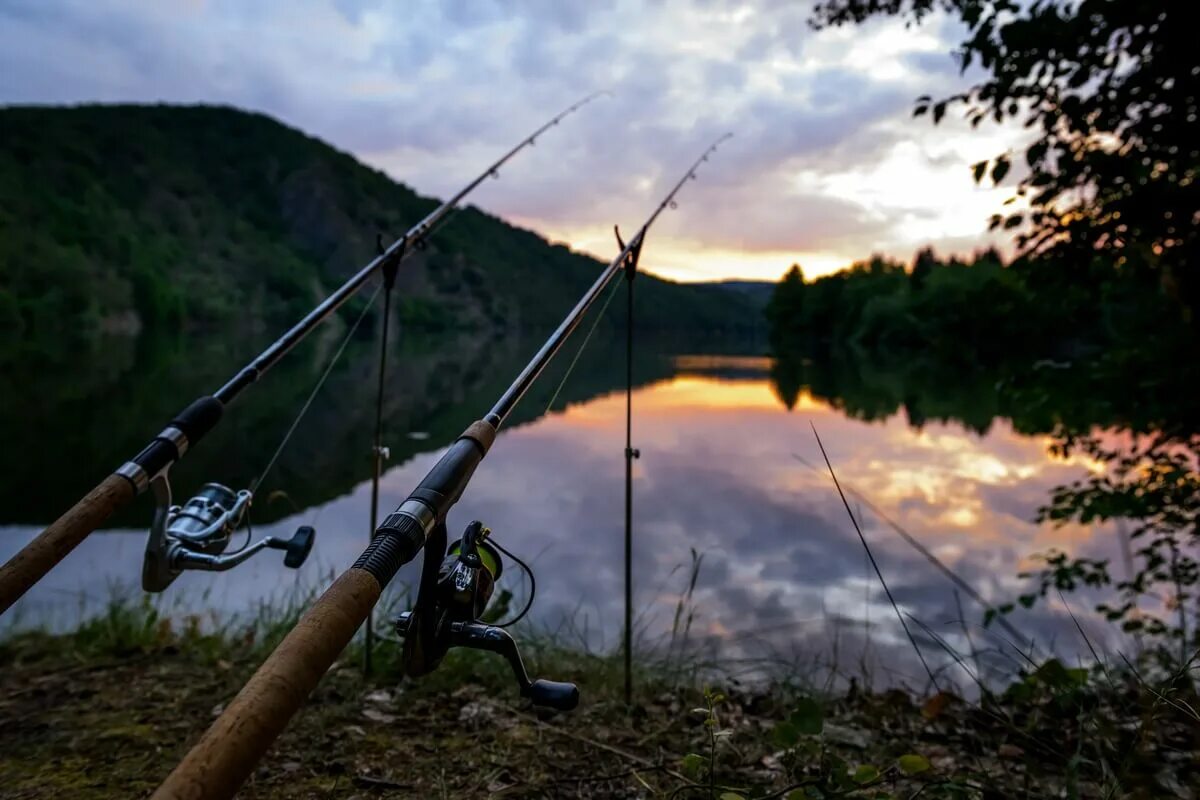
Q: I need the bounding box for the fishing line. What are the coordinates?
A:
[0,93,613,617]
[229,285,383,559]
[790,451,1033,651]
[151,137,735,799]
[542,277,625,414]
[225,510,255,557]
[250,281,384,494]
[810,422,940,691]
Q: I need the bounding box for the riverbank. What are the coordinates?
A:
[1,600,1195,799]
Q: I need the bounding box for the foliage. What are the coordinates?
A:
[4,594,1199,797]
[762,246,1149,366]
[767,245,1200,663]
[802,1,1200,660]
[0,104,760,346]
[1015,432,1200,671]
[811,0,1200,322]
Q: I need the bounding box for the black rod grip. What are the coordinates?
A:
[172,396,224,443]
[356,514,425,585]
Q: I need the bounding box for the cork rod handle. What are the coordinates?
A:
[151,568,381,800]
[0,473,134,615]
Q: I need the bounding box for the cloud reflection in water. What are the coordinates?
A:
[0,357,1128,689]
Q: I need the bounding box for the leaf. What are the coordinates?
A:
[921,692,952,720]
[1026,141,1047,167]
[992,156,1010,183]
[972,160,988,183]
[932,101,947,123]
[719,794,746,800]
[853,765,880,784]
[790,696,824,735]
[681,753,706,780]
[1066,667,1089,685]
[772,720,800,748]
[898,754,931,775]
[1033,658,1070,687]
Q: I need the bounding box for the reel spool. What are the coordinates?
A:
[142,481,315,592]
[394,520,578,711]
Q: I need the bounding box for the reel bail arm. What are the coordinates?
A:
[152,135,732,800]
[1,93,608,616]
[393,519,578,711]
[142,482,316,592]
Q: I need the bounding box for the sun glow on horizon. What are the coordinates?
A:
[516,219,853,283]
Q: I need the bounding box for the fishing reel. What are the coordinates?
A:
[393,520,578,711]
[142,480,315,592]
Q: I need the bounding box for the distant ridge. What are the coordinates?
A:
[702,279,775,309]
[0,104,763,341]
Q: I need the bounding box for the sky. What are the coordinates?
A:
[0,0,1029,283]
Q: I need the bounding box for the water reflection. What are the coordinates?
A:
[0,351,1134,689]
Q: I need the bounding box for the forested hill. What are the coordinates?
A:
[0,104,759,341]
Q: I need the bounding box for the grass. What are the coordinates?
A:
[1,585,1197,799]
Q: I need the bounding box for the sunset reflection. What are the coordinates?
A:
[0,354,1125,687]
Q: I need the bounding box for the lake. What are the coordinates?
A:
[0,326,1133,691]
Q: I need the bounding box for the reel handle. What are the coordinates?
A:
[445,621,580,711]
[525,679,580,712]
[268,525,315,569]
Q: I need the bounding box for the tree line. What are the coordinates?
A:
[765,246,1189,368]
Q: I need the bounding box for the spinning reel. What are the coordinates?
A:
[394,520,578,711]
[142,479,316,592]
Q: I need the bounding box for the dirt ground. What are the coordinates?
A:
[2,636,1196,799]
[0,644,757,799]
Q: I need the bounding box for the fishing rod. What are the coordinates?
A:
[0,92,606,613]
[150,134,733,800]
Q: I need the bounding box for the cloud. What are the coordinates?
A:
[0,0,1026,280]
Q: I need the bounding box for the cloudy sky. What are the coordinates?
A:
[0,0,1027,282]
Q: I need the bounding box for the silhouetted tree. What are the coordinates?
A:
[812,1,1200,322]
[910,246,938,291]
[765,263,807,348]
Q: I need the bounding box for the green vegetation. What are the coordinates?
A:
[766,247,1200,676]
[792,0,1200,681]
[765,248,1190,369]
[0,104,758,351]
[812,1,1200,322]
[2,594,1196,798]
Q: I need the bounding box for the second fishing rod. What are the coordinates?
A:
[0,92,607,615]
[150,134,732,800]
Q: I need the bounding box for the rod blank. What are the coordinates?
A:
[151,133,733,800]
[0,94,606,615]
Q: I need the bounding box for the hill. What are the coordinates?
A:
[0,104,761,344]
[703,279,774,309]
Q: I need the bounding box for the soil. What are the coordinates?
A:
[1,640,1196,799]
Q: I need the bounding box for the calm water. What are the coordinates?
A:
[0,330,1131,689]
